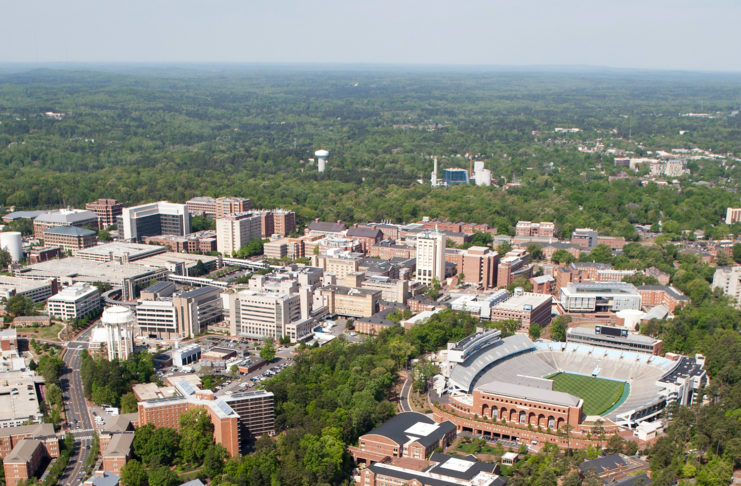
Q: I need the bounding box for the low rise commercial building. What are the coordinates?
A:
[77,242,167,263]
[33,208,98,239]
[42,226,97,252]
[321,286,380,318]
[0,276,57,303]
[46,283,100,321]
[173,344,202,367]
[143,231,217,253]
[560,282,641,313]
[0,372,44,427]
[488,292,552,328]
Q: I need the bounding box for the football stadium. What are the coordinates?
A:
[432,328,707,449]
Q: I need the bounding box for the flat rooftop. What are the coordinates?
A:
[77,242,166,261]
[478,380,581,408]
[135,252,219,269]
[17,257,162,284]
[567,327,660,345]
[563,282,639,295]
[0,372,42,422]
[494,292,552,310]
[0,276,53,293]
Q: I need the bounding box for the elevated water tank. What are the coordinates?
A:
[0,232,22,262]
[315,149,329,172]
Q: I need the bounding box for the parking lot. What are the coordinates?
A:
[150,335,298,396]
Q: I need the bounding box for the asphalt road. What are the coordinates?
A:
[400,378,412,412]
[59,325,96,485]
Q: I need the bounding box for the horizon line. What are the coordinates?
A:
[0,61,740,76]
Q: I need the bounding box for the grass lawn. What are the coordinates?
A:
[547,372,625,416]
[455,438,502,456]
[18,323,64,341]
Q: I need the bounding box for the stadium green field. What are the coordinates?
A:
[547,372,625,416]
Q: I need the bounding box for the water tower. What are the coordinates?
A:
[315,149,329,172]
[0,232,22,262]
[102,306,136,361]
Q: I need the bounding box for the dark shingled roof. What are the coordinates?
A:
[44,225,96,237]
[579,454,629,474]
[611,474,652,486]
[363,412,455,448]
[347,227,383,239]
[309,221,346,233]
[428,452,497,480]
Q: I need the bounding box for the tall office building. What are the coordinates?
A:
[229,290,313,341]
[415,231,446,285]
[216,213,261,256]
[121,202,191,242]
[102,306,136,361]
[85,199,123,229]
[216,197,251,218]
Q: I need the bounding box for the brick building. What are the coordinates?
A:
[42,226,97,252]
[85,199,123,229]
[515,221,555,238]
[488,292,552,328]
[3,439,49,486]
[33,209,98,239]
[27,246,62,264]
[349,412,456,464]
[369,241,414,260]
[346,226,384,253]
[143,231,217,253]
[0,423,59,460]
[637,285,689,312]
[101,432,134,475]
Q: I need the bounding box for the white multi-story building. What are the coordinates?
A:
[121,201,191,241]
[102,306,136,361]
[415,231,445,285]
[559,282,641,313]
[46,283,100,321]
[216,212,262,256]
[229,290,312,341]
[0,276,56,303]
[136,300,177,339]
[712,266,741,308]
[726,208,741,225]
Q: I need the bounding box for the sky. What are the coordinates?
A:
[2,0,740,71]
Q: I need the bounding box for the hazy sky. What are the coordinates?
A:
[2,0,739,71]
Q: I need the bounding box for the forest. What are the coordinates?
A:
[2,67,741,485]
[0,67,740,238]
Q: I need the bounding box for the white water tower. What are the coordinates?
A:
[315,149,329,172]
[102,306,136,361]
[0,232,22,262]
